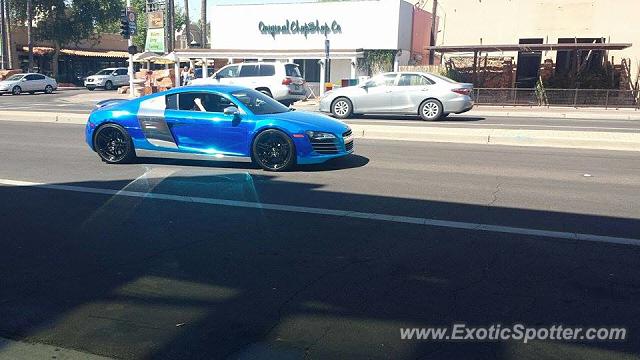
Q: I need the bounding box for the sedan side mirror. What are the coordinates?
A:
[223,106,239,116]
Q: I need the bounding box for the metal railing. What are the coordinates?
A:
[473,88,639,109]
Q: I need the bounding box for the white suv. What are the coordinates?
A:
[84,67,129,91]
[190,62,306,106]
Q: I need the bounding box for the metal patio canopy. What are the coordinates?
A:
[426,43,632,53]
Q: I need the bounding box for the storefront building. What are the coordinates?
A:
[175,0,436,92]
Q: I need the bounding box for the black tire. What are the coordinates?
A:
[28,91,35,95]
[252,129,296,171]
[331,97,353,119]
[419,99,443,121]
[44,85,54,94]
[93,123,136,164]
[104,81,114,91]
[12,86,21,95]
[258,89,273,98]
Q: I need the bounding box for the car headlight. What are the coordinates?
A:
[306,131,336,140]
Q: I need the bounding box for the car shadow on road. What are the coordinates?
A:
[134,154,370,172]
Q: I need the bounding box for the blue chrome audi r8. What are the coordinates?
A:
[85,85,354,171]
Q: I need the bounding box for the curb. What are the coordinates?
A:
[349,124,640,152]
[1,111,639,152]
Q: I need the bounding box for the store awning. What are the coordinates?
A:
[426,43,632,53]
[174,48,365,60]
[21,46,128,58]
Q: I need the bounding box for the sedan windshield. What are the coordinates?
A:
[5,74,24,81]
[231,89,290,115]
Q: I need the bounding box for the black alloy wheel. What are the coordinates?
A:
[104,81,114,91]
[252,129,295,171]
[12,86,21,95]
[45,85,54,94]
[94,124,135,164]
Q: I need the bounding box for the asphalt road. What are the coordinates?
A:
[1,121,640,359]
[2,89,640,132]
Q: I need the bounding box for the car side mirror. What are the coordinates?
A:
[223,106,239,116]
[20,78,27,82]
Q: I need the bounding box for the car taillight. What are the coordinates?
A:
[282,78,293,85]
[452,88,471,95]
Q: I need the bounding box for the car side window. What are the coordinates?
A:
[176,92,235,113]
[398,74,432,86]
[258,65,275,77]
[366,74,397,87]
[117,69,128,76]
[34,74,45,80]
[239,65,259,77]
[217,65,239,78]
[25,74,37,81]
[166,94,178,110]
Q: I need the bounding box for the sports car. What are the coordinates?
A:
[85,85,354,171]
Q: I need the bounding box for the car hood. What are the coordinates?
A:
[258,110,349,134]
[0,80,19,87]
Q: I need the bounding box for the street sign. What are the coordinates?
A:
[148,11,164,29]
[127,7,137,36]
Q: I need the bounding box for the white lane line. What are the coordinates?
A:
[1,178,639,247]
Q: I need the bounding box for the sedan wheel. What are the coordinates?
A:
[331,97,352,119]
[104,81,114,91]
[12,86,21,95]
[94,124,135,164]
[44,85,54,94]
[419,99,443,121]
[252,129,295,171]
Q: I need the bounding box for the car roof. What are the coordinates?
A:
[225,62,296,66]
[168,84,250,94]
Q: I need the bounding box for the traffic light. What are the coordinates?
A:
[120,9,130,39]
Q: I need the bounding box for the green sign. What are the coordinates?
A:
[259,20,342,38]
[145,28,165,52]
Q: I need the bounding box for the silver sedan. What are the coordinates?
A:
[319,72,474,121]
[0,73,58,95]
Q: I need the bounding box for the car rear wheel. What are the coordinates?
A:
[252,129,295,171]
[419,99,443,121]
[44,85,54,94]
[258,89,273,98]
[94,124,136,164]
[104,81,114,91]
[331,97,353,119]
[12,86,21,95]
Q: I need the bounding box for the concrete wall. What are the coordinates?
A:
[424,0,640,82]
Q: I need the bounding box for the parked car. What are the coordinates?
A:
[189,62,306,106]
[86,85,353,171]
[0,73,57,95]
[319,72,474,121]
[84,67,129,91]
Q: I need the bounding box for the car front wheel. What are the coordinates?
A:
[104,81,114,91]
[44,85,54,94]
[94,123,136,164]
[419,99,443,121]
[331,97,353,119]
[12,86,21,95]
[252,129,295,171]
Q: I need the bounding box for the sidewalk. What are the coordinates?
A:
[292,101,640,120]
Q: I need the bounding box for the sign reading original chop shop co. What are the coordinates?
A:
[259,20,342,38]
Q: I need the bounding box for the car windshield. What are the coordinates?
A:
[230,89,290,115]
[6,74,24,81]
[95,69,113,76]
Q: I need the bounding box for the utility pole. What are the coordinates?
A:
[4,0,12,68]
[0,0,6,69]
[125,0,135,98]
[27,0,34,72]
[166,0,174,53]
[200,0,206,47]
[183,0,190,47]
[428,0,437,65]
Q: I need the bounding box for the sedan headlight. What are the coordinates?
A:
[306,131,336,140]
